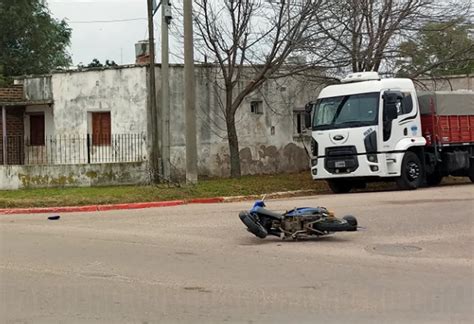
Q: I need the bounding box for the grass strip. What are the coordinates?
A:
[0,172,468,209]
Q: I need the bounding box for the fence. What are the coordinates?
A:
[0,133,147,165]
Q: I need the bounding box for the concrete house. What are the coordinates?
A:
[1,64,325,189]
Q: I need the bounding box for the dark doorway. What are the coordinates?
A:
[30,114,45,146]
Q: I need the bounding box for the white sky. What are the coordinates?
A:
[48,0,182,65]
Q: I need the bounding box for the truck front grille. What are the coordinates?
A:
[324,146,359,174]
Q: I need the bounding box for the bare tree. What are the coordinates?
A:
[193,0,331,178]
[313,0,472,74]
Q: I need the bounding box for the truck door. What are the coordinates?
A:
[381,90,417,151]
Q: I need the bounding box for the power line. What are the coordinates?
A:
[68,18,146,24]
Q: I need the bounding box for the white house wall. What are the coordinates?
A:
[51,66,148,164]
[19,65,324,177]
[161,66,324,178]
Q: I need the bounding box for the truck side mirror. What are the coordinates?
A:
[383,92,401,121]
[304,112,312,129]
[304,102,313,129]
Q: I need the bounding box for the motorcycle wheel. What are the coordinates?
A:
[343,215,358,227]
[239,211,268,239]
[314,218,357,232]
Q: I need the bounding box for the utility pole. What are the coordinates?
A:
[184,0,198,184]
[146,0,160,183]
[161,1,171,181]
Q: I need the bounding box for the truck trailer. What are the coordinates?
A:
[306,72,474,193]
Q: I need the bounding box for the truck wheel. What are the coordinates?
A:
[327,180,353,194]
[469,161,474,183]
[396,151,423,190]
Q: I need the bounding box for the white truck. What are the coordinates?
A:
[305,72,474,193]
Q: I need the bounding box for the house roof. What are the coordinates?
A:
[0,100,53,107]
[0,85,53,107]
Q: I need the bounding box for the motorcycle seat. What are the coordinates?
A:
[253,207,283,220]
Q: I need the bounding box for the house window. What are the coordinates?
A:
[92,112,111,145]
[30,114,45,146]
[250,101,263,114]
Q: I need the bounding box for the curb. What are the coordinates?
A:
[222,189,318,202]
[186,197,225,204]
[0,200,186,215]
[0,190,317,215]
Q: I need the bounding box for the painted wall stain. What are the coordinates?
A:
[282,143,309,172]
[239,147,252,161]
[237,143,309,176]
[85,171,98,179]
[5,163,147,189]
[17,173,76,187]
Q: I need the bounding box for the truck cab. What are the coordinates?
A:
[308,72,428,193]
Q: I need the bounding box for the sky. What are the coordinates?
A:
[48,0,182,66]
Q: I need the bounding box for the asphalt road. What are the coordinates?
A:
[1,184,473,324]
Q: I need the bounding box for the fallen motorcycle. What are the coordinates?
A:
[239,198,358,240]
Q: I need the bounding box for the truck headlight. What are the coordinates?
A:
[311,158,318,166]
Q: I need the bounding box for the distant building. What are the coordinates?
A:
[414,74,473,91]
[0,64,324,189]
[3,64,469,189]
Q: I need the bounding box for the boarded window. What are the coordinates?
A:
[30,114,45,146]
[92,112,111,145]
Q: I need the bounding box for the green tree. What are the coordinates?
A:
[397,19,474,77]
[78,59,118,69]
[0,0,72,84]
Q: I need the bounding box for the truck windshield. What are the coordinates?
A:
[312,92,379,130]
